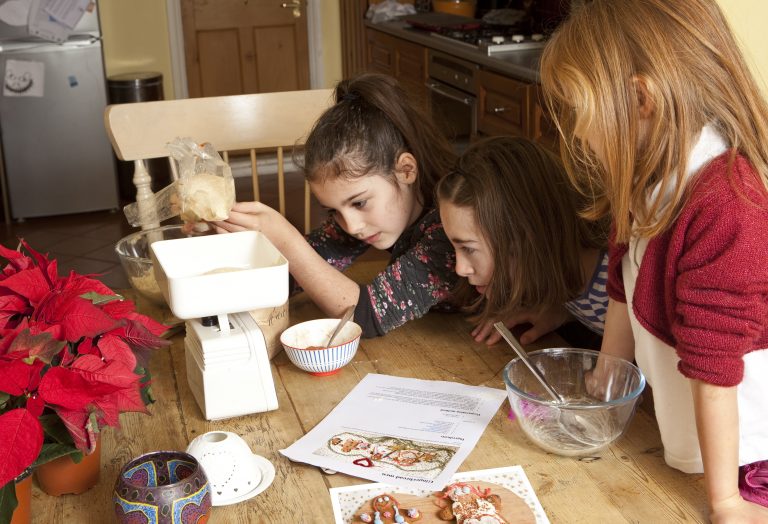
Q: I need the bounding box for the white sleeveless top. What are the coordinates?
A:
[622,126,768,473]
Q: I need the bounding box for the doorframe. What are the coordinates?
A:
[165,0,322,100]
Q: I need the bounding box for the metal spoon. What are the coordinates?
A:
[326,306,355,348]
[493,322,565,404]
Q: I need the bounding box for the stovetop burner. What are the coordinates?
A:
[431,24,546,55]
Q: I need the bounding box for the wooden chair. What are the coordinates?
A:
[104,89,335,232]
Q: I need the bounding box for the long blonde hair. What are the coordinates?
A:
[540,0,768,243]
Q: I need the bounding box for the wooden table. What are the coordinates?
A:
[30,265,708,523]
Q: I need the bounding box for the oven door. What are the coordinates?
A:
[426,79,477,144]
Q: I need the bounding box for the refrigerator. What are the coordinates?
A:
[0,0,118,220]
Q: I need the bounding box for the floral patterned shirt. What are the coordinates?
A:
[302,209,457,337]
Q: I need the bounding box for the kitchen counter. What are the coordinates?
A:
[365,19,543,83]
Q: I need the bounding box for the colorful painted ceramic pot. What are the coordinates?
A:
[113,450,212,524]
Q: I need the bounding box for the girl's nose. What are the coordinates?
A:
[455,254,473,278]
[339,211,364,236]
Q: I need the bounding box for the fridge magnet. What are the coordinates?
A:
[331,465,550,524]
[4,59,44,97]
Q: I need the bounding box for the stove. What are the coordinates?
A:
[403,12,546,56]
[430,28,546,55]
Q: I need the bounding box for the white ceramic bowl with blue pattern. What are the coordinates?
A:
[280,318,362,376]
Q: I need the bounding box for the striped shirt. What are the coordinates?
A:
[564,252,609,335]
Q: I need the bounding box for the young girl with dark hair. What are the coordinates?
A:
[214,73,458,337]
[437,135,608,345]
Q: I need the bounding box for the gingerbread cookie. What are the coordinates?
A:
[435,483,506,524]
[355,493,423,524]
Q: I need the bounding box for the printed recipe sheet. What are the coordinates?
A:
[280,373,507,489]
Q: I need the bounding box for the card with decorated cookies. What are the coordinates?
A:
[330,465,549,524]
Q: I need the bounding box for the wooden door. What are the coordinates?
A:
[181,0,310,98]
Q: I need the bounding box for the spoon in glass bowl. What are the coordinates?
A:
[494,322,565,404]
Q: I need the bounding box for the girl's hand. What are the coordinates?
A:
[710,494,768,524]
[471,304,571,346]
[210,201,290,238]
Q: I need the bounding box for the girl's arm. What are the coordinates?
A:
[600,298,635,360]
[213,201,363,317]
[692,380,768,523]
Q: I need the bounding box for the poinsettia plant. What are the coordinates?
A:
[0,240,170,520]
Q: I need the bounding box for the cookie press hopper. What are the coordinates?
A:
[150,231,287,420]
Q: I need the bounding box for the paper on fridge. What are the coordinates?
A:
[279,373,507,489]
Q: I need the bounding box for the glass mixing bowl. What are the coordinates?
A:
[115,224,204,305]
[503,348,646,456]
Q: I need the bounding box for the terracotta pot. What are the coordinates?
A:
[11,471,32,524]
[113,450,211,524]
[35,438,101,496]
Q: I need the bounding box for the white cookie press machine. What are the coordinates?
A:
[150,231,287,420]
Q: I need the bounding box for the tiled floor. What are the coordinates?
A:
[0,209,135,291]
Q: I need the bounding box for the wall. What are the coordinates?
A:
[99,0,175,100]
[321,1,343,87]
[718,1,768,97]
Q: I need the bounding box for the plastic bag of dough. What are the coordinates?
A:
[170,138,235,224]
[122,137,236,228]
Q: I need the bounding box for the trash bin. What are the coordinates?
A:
[107,72,171,203]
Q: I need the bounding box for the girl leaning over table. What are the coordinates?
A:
[212,73,458,338]
[436,135,608,347]
[540,0,768,521]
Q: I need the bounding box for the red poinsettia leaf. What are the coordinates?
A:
[19,238,58,285]
[0,268,50,306]
[59,273,115,298]
[75,337,99,357]
[101,298,136,319]
[25,394,44,417]
[0,293,28,316]
[0,408,43,487]
[38,293,119,341]
[54,408,91,453]
[117,319,170,351]
[37,367,121,411]
[96,387,148,428]
[8,329,66,364]
[96,334,136,371]
[0,243,34,278]
[71,354,139,389]
[0,358,43,395]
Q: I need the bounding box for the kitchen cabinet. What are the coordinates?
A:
[366,29,429,110]
[477,69,531,138]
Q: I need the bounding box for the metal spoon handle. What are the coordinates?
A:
[327,305,355,348]
[494,322,565,404]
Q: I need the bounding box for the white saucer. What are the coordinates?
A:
[213,453,275,506]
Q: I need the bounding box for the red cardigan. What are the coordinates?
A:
[608,151,768,387]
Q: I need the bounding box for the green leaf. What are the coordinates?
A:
[32,443,80,467]
[39,413,74,445]
[80,291,122,305]
[0,479,18,524]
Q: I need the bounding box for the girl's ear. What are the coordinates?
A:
[395,152,419,185]
[632,75,655,120]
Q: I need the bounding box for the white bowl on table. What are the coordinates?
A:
[280,318,362,376]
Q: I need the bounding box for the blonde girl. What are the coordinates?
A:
[541,0,768,520]
[436,136,608,345]
[213,73,457,337]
